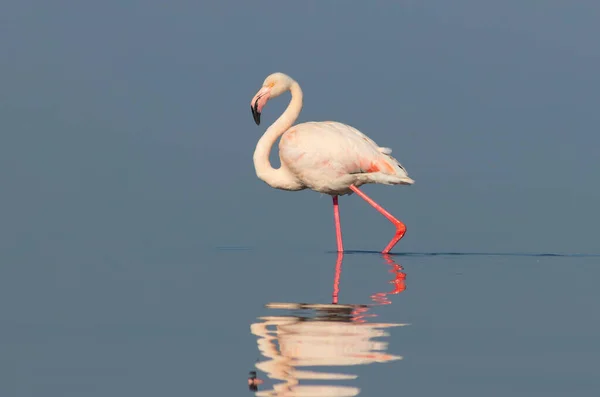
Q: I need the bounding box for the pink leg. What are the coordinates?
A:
[332,196,344,252]
[349,185,406,254]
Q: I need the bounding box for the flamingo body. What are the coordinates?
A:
[279,121,413,195]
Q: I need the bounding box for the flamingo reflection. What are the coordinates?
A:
[249,252,408,396]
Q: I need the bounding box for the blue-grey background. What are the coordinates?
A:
[1,1,599,396]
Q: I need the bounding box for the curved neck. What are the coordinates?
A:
[253,82,304,190]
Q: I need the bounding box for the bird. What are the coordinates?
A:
[247,370,263,392]
[250,72,414,254]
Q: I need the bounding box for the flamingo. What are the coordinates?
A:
[250,72,414,254]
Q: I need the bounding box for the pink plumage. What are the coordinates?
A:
[280,121,413,195]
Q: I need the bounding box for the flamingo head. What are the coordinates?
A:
[250,72,294,125]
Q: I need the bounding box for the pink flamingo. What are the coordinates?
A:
[250,73,414,254]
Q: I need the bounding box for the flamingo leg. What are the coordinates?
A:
[332,196,344,252]
[349,185,406,254]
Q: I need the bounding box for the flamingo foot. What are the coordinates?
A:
[382,221,406,254]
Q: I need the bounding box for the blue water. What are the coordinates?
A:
[3,1,600,396]
[2,249,599,396]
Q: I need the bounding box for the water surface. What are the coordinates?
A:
[2,249,599,396]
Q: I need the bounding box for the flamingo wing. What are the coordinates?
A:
[289,121,412,180]
[325,121,410,176]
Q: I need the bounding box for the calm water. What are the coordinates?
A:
[2,248,599,396]
[3,2,600,396]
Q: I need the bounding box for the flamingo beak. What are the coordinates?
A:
[250,87,271,126]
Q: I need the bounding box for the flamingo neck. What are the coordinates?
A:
[253,81,304,190]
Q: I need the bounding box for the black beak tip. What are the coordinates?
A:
[251,104,261,125]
